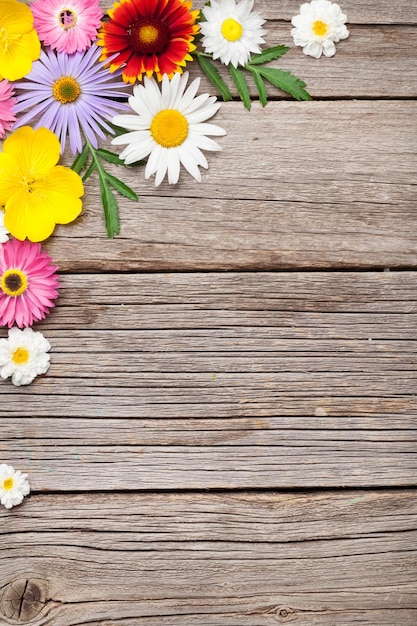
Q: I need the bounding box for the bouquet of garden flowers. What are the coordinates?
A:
[0,0,349,392]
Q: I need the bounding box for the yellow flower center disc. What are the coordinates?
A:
[12,347,30,365]
[53,76,81,104]
[312,20,329,37]
[221,18,243,42]
[3,477,14,490]
[151,110,189,148]
[1,269,28,297]
[60,9,77,30]
[138,24,159,45]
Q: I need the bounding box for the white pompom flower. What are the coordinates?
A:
[112,72,226,186]
[0,327,51,386]
[200,0,266,68]
[0,464,30,509]
[291,0,349,59]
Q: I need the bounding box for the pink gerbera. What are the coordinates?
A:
[31,0,103,54]
[0,239,59,328]
[0,81,16,139]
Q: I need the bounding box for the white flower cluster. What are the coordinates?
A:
[0,464,30,509]
[291,0,349,58]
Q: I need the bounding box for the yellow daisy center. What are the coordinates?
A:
[150,109,189,148]
[53,76,81,104]
[12,347,30,365]
[221,18,243,42]
[312,20,329,37]
[138,24,159,45]
[60,9,77,30]
[1,269,28,297]
[3,477,14,491]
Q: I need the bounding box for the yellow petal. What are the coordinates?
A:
[0,28,40,81]
[39,165,84,201]
[0,153,21,203]
[3,127,60,175]
[0,1,34,34]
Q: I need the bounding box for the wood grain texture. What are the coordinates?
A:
[1,491,417,625]
[43,101,417,271]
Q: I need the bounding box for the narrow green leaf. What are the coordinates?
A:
[105,172,138,201]
[71,142,89,173]
[196,53,232,102]
[248,45,289,65]
[96,148,125,166]
[250,67,268,107]
[256,67,312,101]
[82,160,96,182]
[99,177,120,238]
[229,64,251,110]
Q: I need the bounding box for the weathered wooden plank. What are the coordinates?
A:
[44,101,416,271]
[1,491,416,624]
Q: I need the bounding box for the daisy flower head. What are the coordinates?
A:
[97,0,200,83]
[0,80,16,139]
[31,0,104,54]
[0,210,9,243]
[200,0,266,68]
[112,72,226,186]
[0,238,59,328]
[13,45,129,155]
[0,0,41,81]
[291,0,349,58]
[0,327,51,386]
[0,464,30,508]
[0,126,83,242]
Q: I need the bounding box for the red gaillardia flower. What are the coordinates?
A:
[97,0,200,83]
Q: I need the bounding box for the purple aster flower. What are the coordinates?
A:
[13,44,130,154]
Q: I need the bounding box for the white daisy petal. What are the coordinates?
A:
[112,74,226,186]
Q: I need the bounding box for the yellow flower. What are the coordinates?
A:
[0,0,41,81]
[0,126,84,241]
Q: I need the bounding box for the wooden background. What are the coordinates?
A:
[1,1,417,624]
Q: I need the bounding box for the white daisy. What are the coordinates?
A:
[200,0,266,67]
[112,72,226,186]
[0,464,30,509]
[0,327,51,386]
[291,0,349,58]
[0,210,9,243]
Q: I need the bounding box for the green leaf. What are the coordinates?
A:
[250,68,268,107]
[96,148,126,166]
[248,45,289,65]
[229,64,252,110]
[99,177,120,238]
[196,53,232,102]
[82,160,96,182]
[256,67,312,101]
[71,143,89,174]
[105,172,138,201]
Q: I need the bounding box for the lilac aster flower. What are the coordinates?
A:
[13,44,130,154]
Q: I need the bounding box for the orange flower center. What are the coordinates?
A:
[128,17,169,54]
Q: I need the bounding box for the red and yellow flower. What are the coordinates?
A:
[97,0,199,83]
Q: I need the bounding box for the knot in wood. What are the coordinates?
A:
[0,578,47,622]
[275,606,294,621]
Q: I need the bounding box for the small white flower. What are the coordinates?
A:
[0,210,9,243]
[0,327,51,386]
[200,0,266,67]
[291,0,349,58]
[0,464,30,509]
[112,72,226,186]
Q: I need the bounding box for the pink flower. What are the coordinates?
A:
[0,81,16,139]
[0,239,59,328]
[31,0,103,54]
